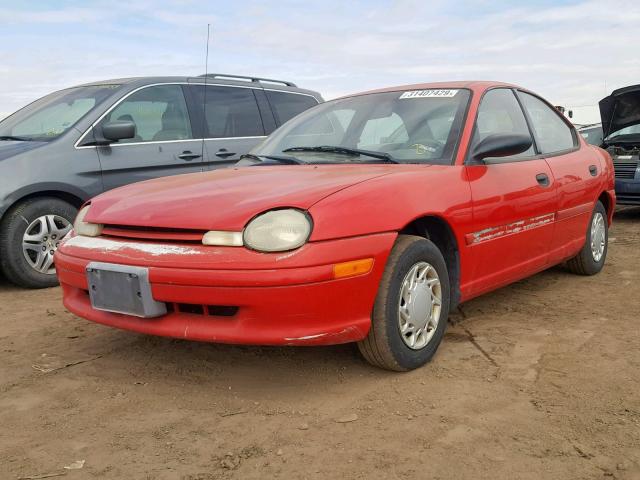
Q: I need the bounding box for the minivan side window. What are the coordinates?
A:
[103,85,193,143]
[265,91,319,125]
[471,88,535,159]
[191,86,264,138]
[518,92,576,154]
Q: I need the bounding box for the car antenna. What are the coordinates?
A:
[200,23,211,168]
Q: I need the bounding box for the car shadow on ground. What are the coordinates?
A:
[70,264,573,385]
[614,205,640,221]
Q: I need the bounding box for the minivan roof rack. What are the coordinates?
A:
[198,73,297,87]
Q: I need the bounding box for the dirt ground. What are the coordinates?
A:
[1,209,639,480]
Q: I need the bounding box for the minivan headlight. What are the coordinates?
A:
[243,209,312,252]
[74,205,103,237]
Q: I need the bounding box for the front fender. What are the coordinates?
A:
[308,165,473,242]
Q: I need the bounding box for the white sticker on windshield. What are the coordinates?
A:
[399,89,459,99]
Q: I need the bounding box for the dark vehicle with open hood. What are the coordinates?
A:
[599,85,640,205]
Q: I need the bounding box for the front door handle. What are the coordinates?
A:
[178,151,202,161]
[589,165,598,176]
[536,173,550,187]
[215,149,236,159]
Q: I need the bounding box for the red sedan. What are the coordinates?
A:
[55,81,615,371]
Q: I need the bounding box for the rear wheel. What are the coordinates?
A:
[358,235,450,371]
[0,197,77,288]
[566,201,608,276]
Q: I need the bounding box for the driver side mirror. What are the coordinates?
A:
[471,134,532,163]
[101,120,136,142]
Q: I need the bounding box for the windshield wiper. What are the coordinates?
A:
[283,145,399,163]
[239,153,305,165]
[0,135,30,141]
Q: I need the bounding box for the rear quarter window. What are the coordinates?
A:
[266,91,319,125]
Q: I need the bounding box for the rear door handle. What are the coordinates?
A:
[178,151,202,161]
[536,173,550,187]
[215,149,236,159]
[589,165,598,176]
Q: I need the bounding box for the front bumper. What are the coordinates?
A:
[615,178,640,205]
[55,232,396,346]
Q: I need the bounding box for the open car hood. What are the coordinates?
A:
[599,84,640,139]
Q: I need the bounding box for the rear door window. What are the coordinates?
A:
[518,92,577,154]
[266,91,319,125]
[104,85,192,143]
[190,85,264,138]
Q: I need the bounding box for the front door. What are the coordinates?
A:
[95,84,204,191]
[465,88,557,296]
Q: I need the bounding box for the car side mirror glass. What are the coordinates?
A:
[101,121,136,142]
[471,134,533,163]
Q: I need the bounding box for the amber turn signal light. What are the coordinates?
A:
[332,258,374,279]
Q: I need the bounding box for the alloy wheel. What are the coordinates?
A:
[22,215,72,274]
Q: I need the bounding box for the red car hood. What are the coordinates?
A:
[86,165,399,231]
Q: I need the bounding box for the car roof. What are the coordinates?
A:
[71,75,322,98]
[339,80,523,99]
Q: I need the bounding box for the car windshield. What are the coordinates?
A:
[0,85,120,142]
[607,123,640,141]
[253,89,471,164]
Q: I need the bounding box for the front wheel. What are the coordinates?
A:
[566,200,608,276]
[0,197,77,288]
[358,235,451,371]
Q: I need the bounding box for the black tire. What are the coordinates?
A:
[566,201,608,276]
[0,197,77,289]
[358,235,451,371]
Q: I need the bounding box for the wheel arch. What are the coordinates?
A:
[399,215,461,308]
[1,188,86,225]
[598,190,614,225]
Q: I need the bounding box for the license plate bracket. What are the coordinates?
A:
[86,262,166,318]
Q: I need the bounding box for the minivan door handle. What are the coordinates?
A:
[536,173,550,187]
[215,149,236,159]
[589,165,598,176]
[178,151,202,161]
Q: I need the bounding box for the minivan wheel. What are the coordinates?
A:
[358,235,451,371]
[0,197,77,288]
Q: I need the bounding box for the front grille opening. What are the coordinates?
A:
[177,303,204,315]
[613,161,638,179]
[101,224,206,243]
[170,302,238,317]
[207,305,239,317]
[80,290,238,319]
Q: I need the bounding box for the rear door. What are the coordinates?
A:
[187,84,267,170]
[465,88,558,296]
[516,91,597,261]
[95,84,204,190]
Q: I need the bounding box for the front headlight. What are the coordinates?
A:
[243,209,312,252]
[74,205,103,237]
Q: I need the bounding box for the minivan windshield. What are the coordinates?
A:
[0,85,120,142]
[252,89,471,164]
